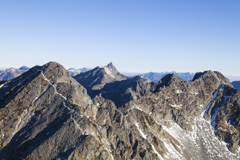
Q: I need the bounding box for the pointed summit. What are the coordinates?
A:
[105,62,118,72]
[74,63,128,93]
[106,62,114,68]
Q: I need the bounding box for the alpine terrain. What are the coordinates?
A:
[0,66,29,81]
[0,62,240,160]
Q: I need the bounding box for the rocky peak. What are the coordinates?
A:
[193,70,231,85]
[103,62,120,76]
[154,73,183,92]
[18,66,29,71]
[106,62,115,70]
[74,63,128,91]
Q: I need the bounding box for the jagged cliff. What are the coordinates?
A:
[0,62,240,160]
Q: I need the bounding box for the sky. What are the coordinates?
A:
[0,0,240,76]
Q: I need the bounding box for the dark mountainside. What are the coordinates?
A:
[1,61,240,160]
[140,72,195,83]
[73,62,129,93]
[0,66,30,81]
[232,81,240,90]
[74,63,157,107]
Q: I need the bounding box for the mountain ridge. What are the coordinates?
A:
[0,66,29,81]
[1,61,240,159]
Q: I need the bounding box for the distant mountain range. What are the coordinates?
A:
[0,66,29,81]
[67,67,92,76]
[139,72,195,82]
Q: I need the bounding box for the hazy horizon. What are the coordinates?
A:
[1,0,239,76]
[1,63,240,82]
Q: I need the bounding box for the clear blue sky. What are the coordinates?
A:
[0,0,239,76]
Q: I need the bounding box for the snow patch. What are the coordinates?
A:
[162,105,240,159]
[151,144,164,160]
[130,116,147,139]
[170,104,182,109]
[175,90,182,93]
[104,67,116,78]
[204,84,224,116]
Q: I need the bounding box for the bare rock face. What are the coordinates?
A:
[0,62,95,159]
[74,62,128,91]
[1,63,240,160]
[98,75,157,107]
[74,63,157,108]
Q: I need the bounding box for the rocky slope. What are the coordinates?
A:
[232,81,240,90]
[74,63,157,107]
[96,75,157,107]
[0,66,29,81]
[74,62,128,91]
[1,62,240,160]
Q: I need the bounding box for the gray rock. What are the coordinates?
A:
[1,62,240,160]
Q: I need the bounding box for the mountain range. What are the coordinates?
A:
[67,67,92,76]
[139,72,195,82]
[0,66,29,81]
[1,61,240,159]
[74,62,156,107]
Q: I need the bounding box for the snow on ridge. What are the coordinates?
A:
[130,115,165,159]
[63,102,84,133]
[211,95,230,132]
[131,117,147,139]
[41,71,67,100]
[161,105,240,160]
[104,67,116,78]
[170,104,182,109]
[151,144,164,160]
[175,90,182,93]
[204,84,225,116]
